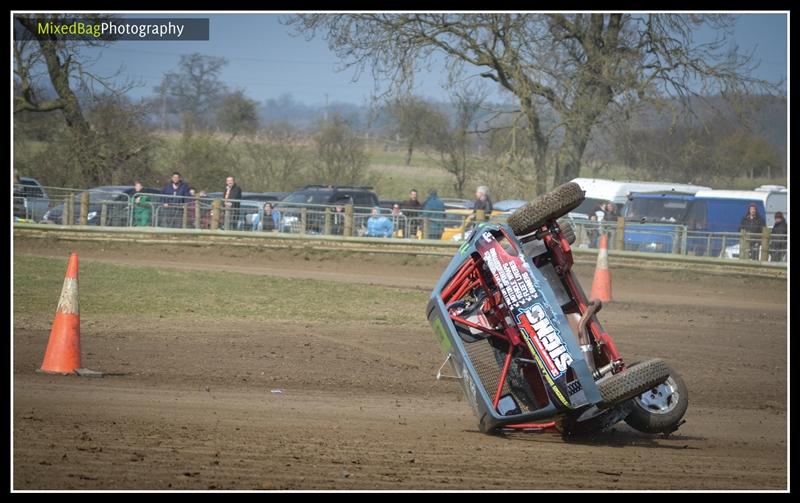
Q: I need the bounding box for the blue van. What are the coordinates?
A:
[621,189,787,257]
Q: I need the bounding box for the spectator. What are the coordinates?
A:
[603,202,619,222]
[390,203,405,237]
[161,172,191,228]
[587,214,600,248]
[473,185,493,221]
[366,207,393,238]
[196,190,212,229]
[223,176,243,229]
[770,211,787,262]
[252,202,281,232]
[403,189,423,238]
[331,204,346,235]
[739,203,765,260]
[184,187,199,228]
[422,188,446,240]
[131,181,152,227]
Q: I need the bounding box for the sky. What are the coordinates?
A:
[55,12,790,107]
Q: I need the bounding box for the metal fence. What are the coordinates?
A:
[13,184,787,263]
[569,219,787,263]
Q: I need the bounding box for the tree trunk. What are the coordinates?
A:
[555,124,592,185]
[405,141,413,166]
[519,99,548,197]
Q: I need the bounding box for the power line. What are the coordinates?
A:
[99,46,337,66]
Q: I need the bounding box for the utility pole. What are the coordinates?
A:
[324,93,329,122]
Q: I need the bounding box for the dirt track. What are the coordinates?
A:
[13,237,788,490]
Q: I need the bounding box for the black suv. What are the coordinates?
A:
[278,185,380,234]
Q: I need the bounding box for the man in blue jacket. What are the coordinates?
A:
[422,188,446,240]
[161,172,191,228]
[366,207,393,238]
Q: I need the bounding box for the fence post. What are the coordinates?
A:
[760,227,771,262]
[79,192,89,225]
[211,199,221,230]
[195,195,201,229]
[614,217,625,251]
[422,216,430,240]
[299,207,307,235]
[324,207,332,235]
[64,194,74,225]
[344,205,354,236]
[100,202,108,227]
[182,203,189,229]
[739,229,748,260]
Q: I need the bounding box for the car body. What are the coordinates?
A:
[13,177,49,222]
[427,182,686,436]
[42,186,161,226]
[278,185,380,234]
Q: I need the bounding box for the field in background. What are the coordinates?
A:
[15,133,787,201]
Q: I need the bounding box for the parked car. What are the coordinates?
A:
[278,185,380,234]
[13,177,49,222]
[42,186,161,226]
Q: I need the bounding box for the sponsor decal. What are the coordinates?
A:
[432,318,452,354]
[516,304,573,380]
[462,363,480,414]
[481,246,540,309]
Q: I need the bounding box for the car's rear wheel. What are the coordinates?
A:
[508,182,585,236]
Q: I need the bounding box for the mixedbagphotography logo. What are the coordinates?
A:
[14,17,210,41]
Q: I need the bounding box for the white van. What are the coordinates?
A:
[569,178,712,219]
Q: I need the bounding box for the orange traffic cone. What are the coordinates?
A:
[39,253,82,374]
[590,234,612,302]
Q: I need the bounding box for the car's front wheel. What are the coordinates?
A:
[624,363,689,434]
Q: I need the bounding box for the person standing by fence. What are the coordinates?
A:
[223,176,242,229]
[770,211,787,262]
[403,189,423,238]
[390,203,405,237]
[131,181,152,227]
[739,203,765,260]
[161,172,190,228]
[422,188,445,240]
[473,185,493,221]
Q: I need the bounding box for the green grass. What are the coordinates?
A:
[14,255,427,325]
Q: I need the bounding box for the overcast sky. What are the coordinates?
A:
[76,13,789,107]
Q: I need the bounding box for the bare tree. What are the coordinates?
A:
[14,14,152,187]
[287,13,779,193]
[157,53,229,134]
[217,90,260,144]
[387,95,444,166]
[428,86,487,197]
[310,114,371,186]
[14,14,136,134]
[239,124,309,192]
